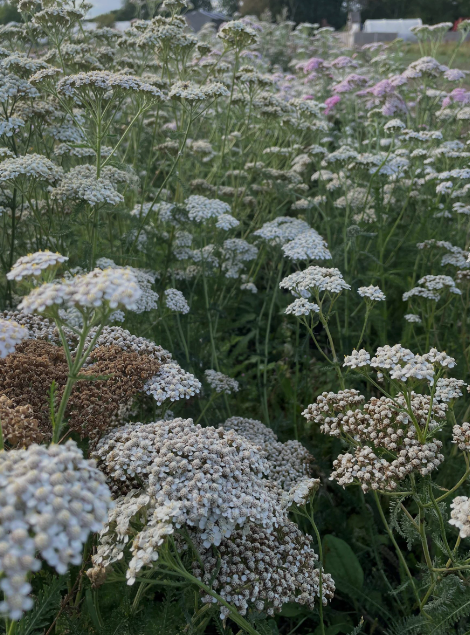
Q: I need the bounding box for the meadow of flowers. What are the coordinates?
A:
[3,4,470,633]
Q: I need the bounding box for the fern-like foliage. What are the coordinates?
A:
[389,497,418,550]
[252,618,279,635]
[138,598,187,635]
[386,615,427,635]
[422,575,464,614]
[347,620,365,635]
[17,574,65,635]
[58,587,186,635]
[422,584,470,635]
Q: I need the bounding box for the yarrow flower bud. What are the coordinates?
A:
[452,419,470,451]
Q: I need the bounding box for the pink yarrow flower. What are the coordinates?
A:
[442,87,470,107]
[324,94,341,114]
[297,57,326,73]
[330,55,358,68]
[332,73,368,94]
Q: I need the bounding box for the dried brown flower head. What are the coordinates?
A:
[0,395,43,447]
[0,340,160,445]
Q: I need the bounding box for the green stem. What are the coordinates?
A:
[169,564,262,635]
[195,393,217,425]
[372,491,421,607]
[305,506,326,635]
[263,259,283,425]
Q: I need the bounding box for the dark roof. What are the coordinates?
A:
[185,9,228,32]
[196,9,228,20]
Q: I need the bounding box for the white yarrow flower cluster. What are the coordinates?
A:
[93,418,282,552]
[19,268,142,314]
[343,344,455,386]
[164,288,190,314]
[0,441,112,620]
[7,251,68,281]
[221,416,313,490]
[218,20,258,47]
[282,229,332,262]
[56,71,165,100]
[357,285,386,302]
[282,477,320,507]
[0,319,29,358]
[343,349,371,368]
[205,369,239,394]
[403,275,460,302]
[435,378,467,402]
[405,314,422,324]
[280,266,350,298]
[51,165,125,207]
[185,195,231,222]
[222,239,258,278]
[285,298,320,316]
[144,363,201,405]
[18,281,72,314]
[65,268,143,310]
[452,422,470,451]
[216,213,240,230]
[240,281,258,293]
[96,259,159,313]
[0,154,63,184]
[449,497,470,538]
[253,217,311,245]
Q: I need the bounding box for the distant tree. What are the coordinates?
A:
[0,0,22,24]
[219,0,238,15]
[190,0,213,10]
[94,11,117,26]
[357,0,470,23]
[111,0,213,20]
[240,0,347,29]
[239,0,269,14]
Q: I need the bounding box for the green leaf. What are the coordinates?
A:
[314,624,352,635]
[254,619,279,635]
[85,588,103,631]
[322,534,364,596]
[278,602,309,617]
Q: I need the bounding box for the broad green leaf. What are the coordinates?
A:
[322,534,364,596]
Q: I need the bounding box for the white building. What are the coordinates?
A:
[363,18,422,41]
